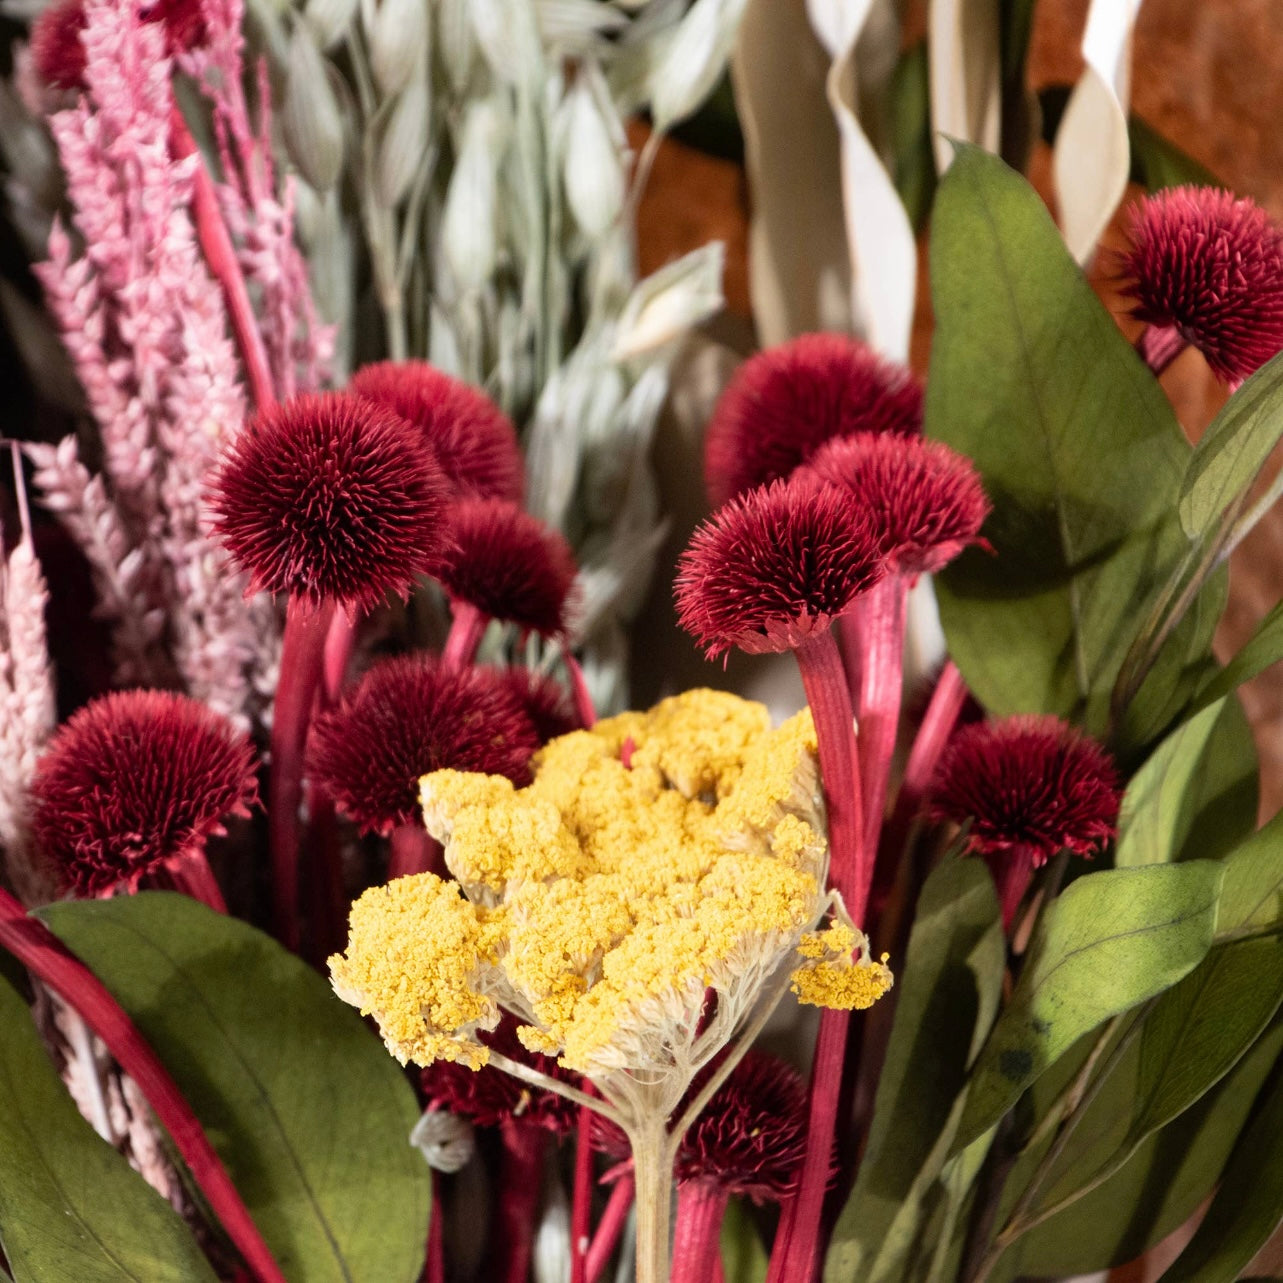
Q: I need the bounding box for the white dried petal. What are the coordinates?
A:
[611,244,725,359]
[469,0,544,87]
[375,74,431,207]
[648,0,748,133]
[441,100,508,290]
[370,0,429,95]
[560,68,626,238]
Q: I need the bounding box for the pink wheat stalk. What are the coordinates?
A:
[0,448,57,904]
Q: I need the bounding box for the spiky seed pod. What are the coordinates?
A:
[1120,186,1283,383]
[436,498,578,638]
[498,667,580,742]
[928,715,1120,868]
[676,1052,809,1200]
[675,474,886,658]
[349,360,524,503]
[31,690,258,897]
[210,392,448,616]
[307,657,541,835]
[703,332,922,508]
[807,432,991,576]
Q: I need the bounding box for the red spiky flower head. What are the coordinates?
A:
[677,1052,809,1200]
[1120,186,1283,383]
[31,0,206,91]
[210,391,448,616]
[704,333,922,507]
[929,715,1119,926]
[307,656,541,835]
[807,432,991,576]
[349,361,524,503]
[675,473,886,658]
[31,690,258,897]
[497,667,580,742]
[435,498,578,638]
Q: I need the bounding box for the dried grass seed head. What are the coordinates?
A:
[674,473,887,658]
[704,332,922,507]
[32,690,258,896]
[210,391,448,615]
[349,360,524,503]
[1120,186,1283,382]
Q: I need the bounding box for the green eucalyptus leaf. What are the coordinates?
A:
[1128,116,1220,190]
[1196,598,1283,712]
[1162,1058,1283,1283]
[888,42,935,233]
[0,974,219,1283]
[927,144,1197,740]
[1180,349,1283,542]
[957,862,1224,1147]
[826,860,1003,1283]
[1112,694,1258,870]
[1006,1021,1283,1275]
[38,893,430,1283]
[1217,807,1283,939]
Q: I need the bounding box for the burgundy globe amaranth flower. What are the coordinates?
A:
[703,332,922,507]
[677,1052,808,1200]
[436,498,578,640]
[307,657,541,835]
[210,391,448,616]
[1120,186,1283,383]
[675,473,886,658]
[499,666,581,741]
[807,432,991,576]
[349,360,524,503]
[31,690,258,897]
[929,715,1121,926]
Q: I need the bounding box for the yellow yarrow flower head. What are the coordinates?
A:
[329,688,891,1133]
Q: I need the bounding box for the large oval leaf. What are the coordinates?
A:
[926,144,1203,741]
[956,861,1223,1146]
[39,893,430,1283]
[0,973,219,1283]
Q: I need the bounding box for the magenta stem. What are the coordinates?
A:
[163,852,227,913]
[586,1172,635,1283]
[425,1171,445,1283]
[569,1097,597,1283]
[270,595,336,952]
[993,848,1036,933]
[671,1180,730,1283]
[0,888,287,1283]
[304,790,347,964]
[168,109,276,412]
[1135,324,1187,378]
[564,652,597,728]
[490,1120,547,1283]
[387,824,444,880]
[766,1007,850,1283]
[321,611,356,705]
[853,576,908,856]
[441,601,488,673]
[793,629,867,920]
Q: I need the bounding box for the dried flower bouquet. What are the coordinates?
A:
[3,1,1283,1283]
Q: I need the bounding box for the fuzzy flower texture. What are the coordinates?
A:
[329,690,892,1122]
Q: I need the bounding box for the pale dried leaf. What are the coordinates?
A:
[369,0,429,95]
[611,244,725,359]
[281,24,346,190]
[928,0,1000,172]
[375,71,431,207]
[648,0,749,134]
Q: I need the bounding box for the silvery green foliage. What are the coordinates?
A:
[271,0,740,709]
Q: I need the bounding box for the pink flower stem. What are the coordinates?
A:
[304,790,347,964]
[569,1092,597,1283]
[991,848,1036,933]
[425,1171,445,1283]
[852,576,908,857]
[270,595,336,952]
[771,627,868,1283]
[586,1172,635,1283]
[671,1180,730,1283]
[322,612,357,704]
[1135,324,1187,378]
[163,853,227,913]
[168,108,276,412]
[564,652,597,728]
[387,824,445,880]
[0,887,287,1283]
[793,629,867,917]
[490,1119,547,1283]
[441,601,488,673]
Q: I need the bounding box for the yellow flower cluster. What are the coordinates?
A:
[791,920,895,1010]
[329,688,892,1089]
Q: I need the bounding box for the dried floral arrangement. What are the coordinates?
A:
[4,1,1283,1282]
